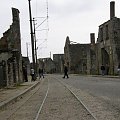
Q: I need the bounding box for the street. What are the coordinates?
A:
[53,74,120,120]
[0,74,120,120]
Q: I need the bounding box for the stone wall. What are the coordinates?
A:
[0,8,23,87]
[64,36,94,74]
[64,1,120,75]
[53,54,64,73]
[97,17,120,75]
[37,58,56,74]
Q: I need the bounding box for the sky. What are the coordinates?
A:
[0,0,120,61]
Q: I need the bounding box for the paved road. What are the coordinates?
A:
[61,75,120,99]
[0,74,120,120]
[52,74,120,120]
[0,76,95,120]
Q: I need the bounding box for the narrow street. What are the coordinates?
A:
[54,74,120,120]
[0,74,120,120]
[0,75,95,120]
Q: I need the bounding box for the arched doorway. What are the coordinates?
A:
[101,48,110,75]
[101,48,110,65]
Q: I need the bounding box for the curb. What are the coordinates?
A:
[90,75,120,79]
[72,74,120,79]
[0,81,40,110]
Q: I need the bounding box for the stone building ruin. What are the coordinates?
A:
[37,58,56,74]
[64,1,120,75]
[0,8,23,88]
[64,35,97,74]
[53,54,64,73]
[97,1,120,75]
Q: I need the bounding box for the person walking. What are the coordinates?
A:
[101,64,105,76]
[39,68,44,78]
[30,68,35,81]
[117,63,120,76]
[63,64,69,78]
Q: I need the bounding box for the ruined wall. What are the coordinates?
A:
[90,33,98,74]
[96,1,120,75]
[37,58,56,74]
[53,54,64,73]
[97,17,120,75]
[90,45,97,74]
[69,44,90,74]
[44,58,56,73]
[0,8,21,52]
[22,57,30,75]
[113,18,120,69]
[0,8,23,87]
[64,36,92,74]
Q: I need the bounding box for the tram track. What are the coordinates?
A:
[53,76,97,120]
[34,78,49,120]
[0,78,48,120]
[36,76,96,120]
[0,75,97,120]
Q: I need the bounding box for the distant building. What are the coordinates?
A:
[53,54,64,73]
[37,58,56,74]
[64,35,97,74]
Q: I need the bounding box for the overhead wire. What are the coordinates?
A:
[35,0,49,58]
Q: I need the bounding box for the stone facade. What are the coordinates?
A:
[64,36,97,74]
[22,57,30,75]
[53,54,64,73]
[97,1,120,75]
[37,58,56,74]
[64,1,120,75]
[0,8,23,88]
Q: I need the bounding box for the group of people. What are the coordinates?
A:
[27,68,44,81]
[23,62,120,81]
[30,68,44,81]
[63,63,120,77]
[101,63,120,76]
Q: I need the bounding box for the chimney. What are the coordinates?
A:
[90,33,95,44]
[110,1,115,19]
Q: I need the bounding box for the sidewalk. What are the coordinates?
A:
[0,78,40,110]
[73,74,120,79]
[90,75,120,79]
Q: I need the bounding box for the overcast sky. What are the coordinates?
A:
[0,0,120,61]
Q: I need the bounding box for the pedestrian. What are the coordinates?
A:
[39,68,44,78]
[63,64,69,78]
[117,63,120,76]
[31,68,35,81]
[101,64,105,76]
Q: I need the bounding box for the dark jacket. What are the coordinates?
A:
[64,66,68,73]
[101,65,105,70]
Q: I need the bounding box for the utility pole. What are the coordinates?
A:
[33,18,38,76]
[28,0,36,80]
[50,51,51,59]
[26,42,29,57]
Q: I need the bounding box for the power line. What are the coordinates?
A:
[35,18,47,29]
[34,0,49,58]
